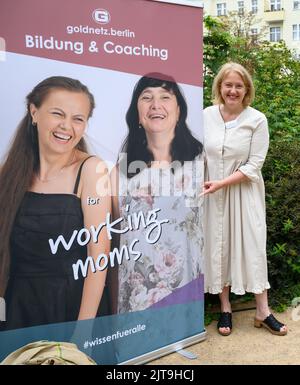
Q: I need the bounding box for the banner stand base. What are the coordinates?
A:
[119,330,207,365]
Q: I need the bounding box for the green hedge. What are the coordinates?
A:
[263,140,300,310]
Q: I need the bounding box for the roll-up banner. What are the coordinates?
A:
[0,0,205,364]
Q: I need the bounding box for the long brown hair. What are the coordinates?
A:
[0,76,95,296]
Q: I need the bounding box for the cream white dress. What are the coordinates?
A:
[203,105,270,294]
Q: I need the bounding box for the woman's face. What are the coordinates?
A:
[220,71,247,109]
[137,87,180,137]
[30,89,90,155]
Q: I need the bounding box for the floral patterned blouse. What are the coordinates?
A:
[117,158,204,313]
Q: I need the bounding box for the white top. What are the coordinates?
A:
[203,105,270,294]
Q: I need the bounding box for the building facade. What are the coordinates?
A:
[201,0,300,57]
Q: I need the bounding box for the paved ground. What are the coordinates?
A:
[149,308,300,365]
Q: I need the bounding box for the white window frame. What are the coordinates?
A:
[251,0,258,13]
[270,0,281,11]
[217,3,227,16]
[270,26,281,42]
[238,1,245,15]
[293,24,300,40]
[294,1,300,10]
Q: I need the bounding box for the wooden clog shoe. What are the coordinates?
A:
[254,314,287,336]
[217,312,232,336]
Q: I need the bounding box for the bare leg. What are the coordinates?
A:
[218,286,232,334]
[219,286,231,312]
[255,290,287,334]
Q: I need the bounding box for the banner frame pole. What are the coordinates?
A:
[119,330,207,365]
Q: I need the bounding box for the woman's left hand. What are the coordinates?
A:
[201,180,224,195]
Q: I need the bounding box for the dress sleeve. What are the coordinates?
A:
[238,114,269,183]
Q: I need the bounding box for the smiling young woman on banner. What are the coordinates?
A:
[0,76,111,330]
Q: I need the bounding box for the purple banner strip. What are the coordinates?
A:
[150,274,204,309]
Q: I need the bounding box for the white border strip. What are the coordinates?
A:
[119,330,207,365]
[152,0,203,8]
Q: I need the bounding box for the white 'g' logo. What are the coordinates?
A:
[93,9,110,24]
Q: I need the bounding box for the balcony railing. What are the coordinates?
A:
[264,9,285,22]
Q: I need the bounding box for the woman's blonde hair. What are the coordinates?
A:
[212,62,255,107]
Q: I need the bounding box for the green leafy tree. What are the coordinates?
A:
[263,140,300,309]
[203,15,232,108]
[252,43,300,140]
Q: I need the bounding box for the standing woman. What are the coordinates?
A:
[0,76,111,330]
[203,62,287,336]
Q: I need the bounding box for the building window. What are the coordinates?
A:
[251,0,258,13]
[238,1,244,15]
[270,27,281,42]
[217,3,227,16]
[251,28,258,43]
[294,1,300,10]
[293,25,300,40]
[270,0,281,11]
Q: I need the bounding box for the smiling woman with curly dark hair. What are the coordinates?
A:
[110,73,204,314]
